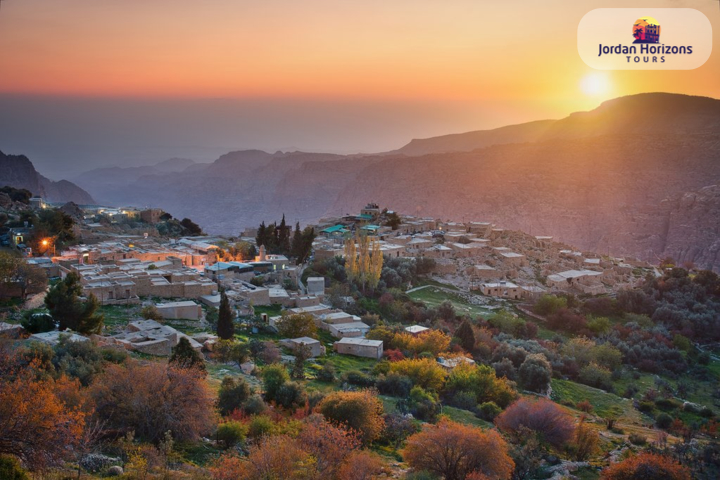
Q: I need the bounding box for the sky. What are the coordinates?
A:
[0,0,718,178]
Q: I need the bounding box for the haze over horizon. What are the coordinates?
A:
[1,0,719,178]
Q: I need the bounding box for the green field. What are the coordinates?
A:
[408,286,497,318]
[551,378,643,424]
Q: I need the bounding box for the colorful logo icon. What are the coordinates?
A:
[633,17,661,44]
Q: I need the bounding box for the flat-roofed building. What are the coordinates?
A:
[480,281,521,299]
[334,337,383,359]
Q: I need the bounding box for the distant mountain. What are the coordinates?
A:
[154,158,197,172]
[70,93,720,271]
[394,119,556,156]
[0,151,95,204]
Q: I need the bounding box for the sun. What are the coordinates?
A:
[580,72,612,97]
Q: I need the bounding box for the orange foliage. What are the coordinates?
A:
[298,414,361,477]
[317,390,385,445]
[387,357,446,391]
[0,369,86,470]
[403,418,514,480]
[210,435,315,480]
[601,452,691,480]
[91,360,215,442]
[337,450,390,480]
[391,330,451,356]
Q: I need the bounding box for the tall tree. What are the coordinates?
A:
[455,319,476,353]
[278,214,291,254]
[291,222,303,258]
[344,233,383,293]
[216,291,235,340]
[45,272,104,334]
[256,222,267,247]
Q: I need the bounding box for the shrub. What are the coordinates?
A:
[601,452,690,480]
[21,313,55,334]
[656,412,673,429]
[404,418,514,480]
[247,415,277,439]
[495,398,575,449]
[140,305,164,321]
[376,373,413,397]
[0,455,29,480]
[576,400,594,413]
[445,363,517,408]
[217,376,252,416]
[578,362,613,391]
[387,358,446,392]
[478,401,502,421]
[243,394,268,415]
[341,370,375,387]
[316,362,336,383]
[318,390,385,445]
[518,354,552,394]
[261,363,289,402]
[216,421,248,448]
[274,381,307,410]
[628,433,647,445]
[533,295,567,316]
[700,407,715,418]
[91,360,214,443]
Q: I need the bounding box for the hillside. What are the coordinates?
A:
[71,93,720,270]
[0,151,95,204]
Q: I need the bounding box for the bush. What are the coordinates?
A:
[576,400,594,413]
[318,390,385,445]
[0,455,29,480]
[376,373,413,397]
[700,407,715,418]
[534,295,567,316]
[656,412,673,429]
[261,363,289,402]
[316,362,336,383]
[628,433,647,445]
[218,376,252,416]
[247,415,277,439]
[518,354,552,394]
[387,358,446,392]
[478,401,502,421]
[495,398,575,449]
[274,381,307,410]
[216,421,248,448]
[601,452,690,480]
[243,394,268,415]
[341,370,375,387]
[578,362,613,391]
[21,313,55,333]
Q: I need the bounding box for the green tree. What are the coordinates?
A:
[169,337,206,373]
[277,214,291,254]
[216,291,235,340]
[455,319,476,352]
[276,312,317,339]
[261,363,290,402]
[217,376,252,416]
[44,272,104,334]
[518,354,552,394]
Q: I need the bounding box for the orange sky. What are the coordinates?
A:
[0,0,718,176]
[1,0,718,109]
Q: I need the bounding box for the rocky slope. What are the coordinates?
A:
[0,151,95,204]
[71,93,720,271]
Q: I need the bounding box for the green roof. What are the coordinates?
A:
[321,224,347,234]
[361,224,380,231]
[356,214,374,220]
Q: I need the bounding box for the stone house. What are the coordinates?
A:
[334,337,383,359]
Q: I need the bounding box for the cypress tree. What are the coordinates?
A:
[216,291,235,340]
[455,319,476,353]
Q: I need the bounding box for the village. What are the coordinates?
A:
[2,194,717,480]
[3,198,653,364]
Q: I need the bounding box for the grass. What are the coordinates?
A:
[408,286,495,318]
[253,304,283,317]
[551,378,642,423]
[99,304,139,334]
[441,406,493,428]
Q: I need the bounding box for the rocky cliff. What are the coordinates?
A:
[0,151,95,204]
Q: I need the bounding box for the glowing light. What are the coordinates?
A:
[580,72,612,97]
